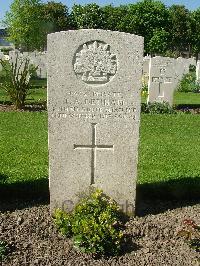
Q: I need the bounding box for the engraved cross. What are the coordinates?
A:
[152,77,164,98]
[74,123,114,185]
[158,81,164,99]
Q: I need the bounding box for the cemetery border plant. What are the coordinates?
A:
[141,102,177,114]
[0,55,37,109]
[177,219,200,252]
[53,188,125,256]
[178,71,200,93]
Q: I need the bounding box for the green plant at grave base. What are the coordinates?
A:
[53,188,125,256]
[141,102,176,114]
[178,71,200,93]
[0,240,8,260]
[53,209,72,237]
[177,219,200,252]
[0,55,37,109]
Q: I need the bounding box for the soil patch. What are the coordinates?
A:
[1,200,199,266]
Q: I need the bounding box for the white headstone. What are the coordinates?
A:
[48,29,144,215]
[142,56,150,86]
[196,61,200,83]
[148,56,175,106]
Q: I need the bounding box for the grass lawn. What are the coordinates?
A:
[138,113,200,198]
[0,82,199,199]
[141,91,200,106]
[0,112,48,198]
[174,91,200,105]
[0,110,200,200]
[0,78,47,104]
[0,87,47,105]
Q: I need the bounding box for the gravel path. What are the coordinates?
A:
[0,200,200,266]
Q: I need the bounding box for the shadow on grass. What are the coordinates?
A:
[136,176,200,216]
[0,175,200,215]
[0,177,49,212]
[175,103,200,110]
[0,100,12,105]
[0,101,47,111]
[0,173,9,182]
[23,101,47,111]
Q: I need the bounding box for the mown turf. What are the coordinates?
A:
[0,112,48,184]
[138,114,200,182]
[138,113,200,198]
[0,78,47,104]
[174,91,200,105]
[141,91,200,106]
[0,87,47,104]
[0,111,199,200]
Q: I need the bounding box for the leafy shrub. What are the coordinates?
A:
[53,209,72,237]
[141,102,176,114]
[178,71,200,93]
[0,55,37,109]
[0,240,8,261]
[178,219,200,252]
[53,189,125,256]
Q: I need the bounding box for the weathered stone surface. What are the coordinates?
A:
[174,57,185,87]
[48,29,144,215]
[148,56,175,106]
[196,60,200,83]
[142,56,150,87]
[34,52,47,79]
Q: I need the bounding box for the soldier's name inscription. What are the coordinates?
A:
[51,90,136,120]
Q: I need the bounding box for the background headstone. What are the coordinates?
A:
[196,60,200,83]
[48,29,144,215]
[36,52,47,79]
[8,50,47,79]
[142,56,150,86]
[174,57,186,88]
[148,56,175,106]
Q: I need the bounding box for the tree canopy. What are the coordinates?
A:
[3,0,200,56]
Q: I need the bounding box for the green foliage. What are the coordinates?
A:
[41,1,70,31]
[53,209,72,237]
[0,241,8,260]
[3,0,71,51]
[148,28,170,55]
[178,219,200,252]
[168,5,192,55]
[3,0,200,56]
[0,56,37,109]
[101,5,128,31]
[53,189,124,256]
[141,102,176,114]
[71,4,104,29]
[191,9,200,56]
[120,0,170,53]
[39,1,71,44]
[178,71,200,93]
[4,0,44,51]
